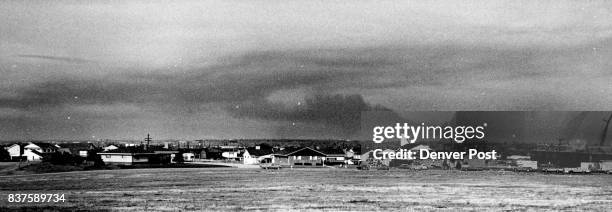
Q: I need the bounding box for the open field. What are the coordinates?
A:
[0,168,611,211]
[0,162,18,170]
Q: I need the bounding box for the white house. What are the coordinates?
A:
[243,146,275,164]
[99,152,149,165]
[19,142,59,161]
[24,142,59,153]
[241,150,258,164]
[98,151,173,165]
[4,144,22,160]
[23,149,43,161]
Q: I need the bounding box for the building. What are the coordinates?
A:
[24,142,59,154]
[269,147,327,167]
[580,162,599,171]
[320,148,346,166]
[98,148,173,165]
[600,160,612,172]
[19,142,60,161]
[58,143,97,157]
[244,146,275,164]
[506,155,538,169]
[516,160,538,169]
[23,149,44,161]
[4,144,22,160]
[344,148,361,165]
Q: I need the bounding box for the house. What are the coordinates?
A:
[98,148,173,165]
[20,142,59,161]
[269,147,327,167]
[345,148,362,165]
[320,148,346,165]
[23,149,44,161]
[24,142,59,154]
[4,143,23,160]
[243,146,275,164]
[600,160,612,172]
[58,143,97,157]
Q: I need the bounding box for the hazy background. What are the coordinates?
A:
[1,0,611,140]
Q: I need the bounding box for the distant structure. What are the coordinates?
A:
[145,134,152,150]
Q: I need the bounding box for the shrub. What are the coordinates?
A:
[0,148,10,161]
[43,152,84,165]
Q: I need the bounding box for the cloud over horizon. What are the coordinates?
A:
[1,0,612,140]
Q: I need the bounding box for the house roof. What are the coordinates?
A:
[103,147,155,154]
[271,146,302,155]
[6,143,21,148]
[245,147,274,156]
[30,142,59,149]
[284,147,327,157]
[319,148,346,156]
[58,143,96,151]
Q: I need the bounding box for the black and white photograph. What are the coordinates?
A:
[1,0,611,211]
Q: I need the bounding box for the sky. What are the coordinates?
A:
[1,0,612,140]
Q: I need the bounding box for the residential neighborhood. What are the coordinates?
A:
[2,137,612,174]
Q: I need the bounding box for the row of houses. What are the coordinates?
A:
[1,141,181,165]
[2,142,97,161]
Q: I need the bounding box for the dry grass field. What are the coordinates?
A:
[0,168,611,211]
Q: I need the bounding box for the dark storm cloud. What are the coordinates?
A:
[2,41,611,113]
[0,48,395,110]
[454,111,612,146]
[16,54,96,64]
[0,79,148,109]
[228,94,393,136]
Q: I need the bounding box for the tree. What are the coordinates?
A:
[43,152,84,165]
[87,150,105,167]
[0,148,10,161]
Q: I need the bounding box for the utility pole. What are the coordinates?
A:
[145,134,152,150]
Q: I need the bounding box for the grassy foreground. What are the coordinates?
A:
[1,168,611,211]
